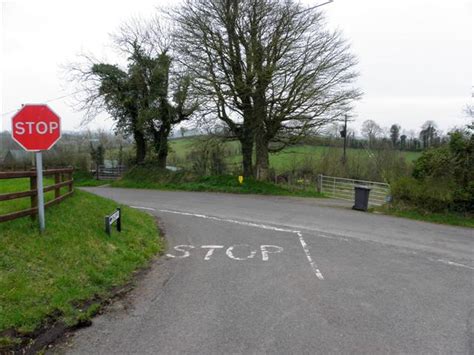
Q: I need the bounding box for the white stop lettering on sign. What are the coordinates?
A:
[14,121,59,135]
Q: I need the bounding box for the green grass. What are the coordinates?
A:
[376,205,474,228]
[0,185,162,347]
[111,165,324,198]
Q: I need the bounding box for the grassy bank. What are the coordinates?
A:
[0,186,162,350]
[376,205,474,228]
[111,165,324,198]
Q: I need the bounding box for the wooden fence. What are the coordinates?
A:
[0,167,74,223]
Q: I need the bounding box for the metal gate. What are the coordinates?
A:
[318,174,390,206]
[96,165,127,180]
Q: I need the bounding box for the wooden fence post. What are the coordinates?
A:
[68,171,73,192]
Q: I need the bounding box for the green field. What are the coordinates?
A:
[0,180,162,350]
[169,137,421,174]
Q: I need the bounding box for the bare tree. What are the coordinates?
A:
[170,0,360,179]
[361,119,382,148]
[464,104,474,130]
[464,104,474,118]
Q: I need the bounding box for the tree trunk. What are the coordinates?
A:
[253,91,269,181]
[134,130,147,163]
[156,135,168,169]
[255,129,269,181]
[152,123,171,169]
[238,118,255,178]
[241,137,254,178]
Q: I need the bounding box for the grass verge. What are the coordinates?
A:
[111,165,324,198]
[73,171,110,187]
[0,188,163,351]
[375,205,474,228]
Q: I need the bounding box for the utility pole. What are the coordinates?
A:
[340,114,348,165]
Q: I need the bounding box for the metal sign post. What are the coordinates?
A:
[11,104,62,233]
[35,151,45,232]
[105,208,122,236]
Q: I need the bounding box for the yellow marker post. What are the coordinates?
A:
[238,175,244,184]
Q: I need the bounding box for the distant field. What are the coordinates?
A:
[169,137,421,173]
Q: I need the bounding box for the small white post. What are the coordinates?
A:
[36,151,45,232]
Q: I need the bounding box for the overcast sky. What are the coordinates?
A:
[1,0,472,136]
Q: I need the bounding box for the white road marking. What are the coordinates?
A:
[437,259,474,270]
[226,245,258,260]
[296,232,325,280]
[201,245,224,260]
[168,244,283,261]
[158,209,296,233]
[158,209,324,279]
[166,245,195,258]
[134,207,474,275]
[131,206,156,211]
[260,245,284,261]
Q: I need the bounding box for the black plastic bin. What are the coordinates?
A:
[353,185,371,211]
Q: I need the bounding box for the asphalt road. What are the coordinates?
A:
[57,188,473,354]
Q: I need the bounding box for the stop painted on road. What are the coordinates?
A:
[166,244,284,261]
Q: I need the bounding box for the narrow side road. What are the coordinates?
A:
[54,188,473,354]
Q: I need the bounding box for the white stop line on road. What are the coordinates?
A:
[131,206,324,280]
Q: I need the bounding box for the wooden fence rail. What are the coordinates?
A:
[0,167,74,223]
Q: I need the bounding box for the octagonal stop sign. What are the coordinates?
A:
[11,104,61,151]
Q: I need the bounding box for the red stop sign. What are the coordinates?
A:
[11,104,61,151]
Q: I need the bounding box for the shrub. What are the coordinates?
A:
[412,146,451,180]
[187,138,229,176]
[392,126,473,213]
[391,177,456,212]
